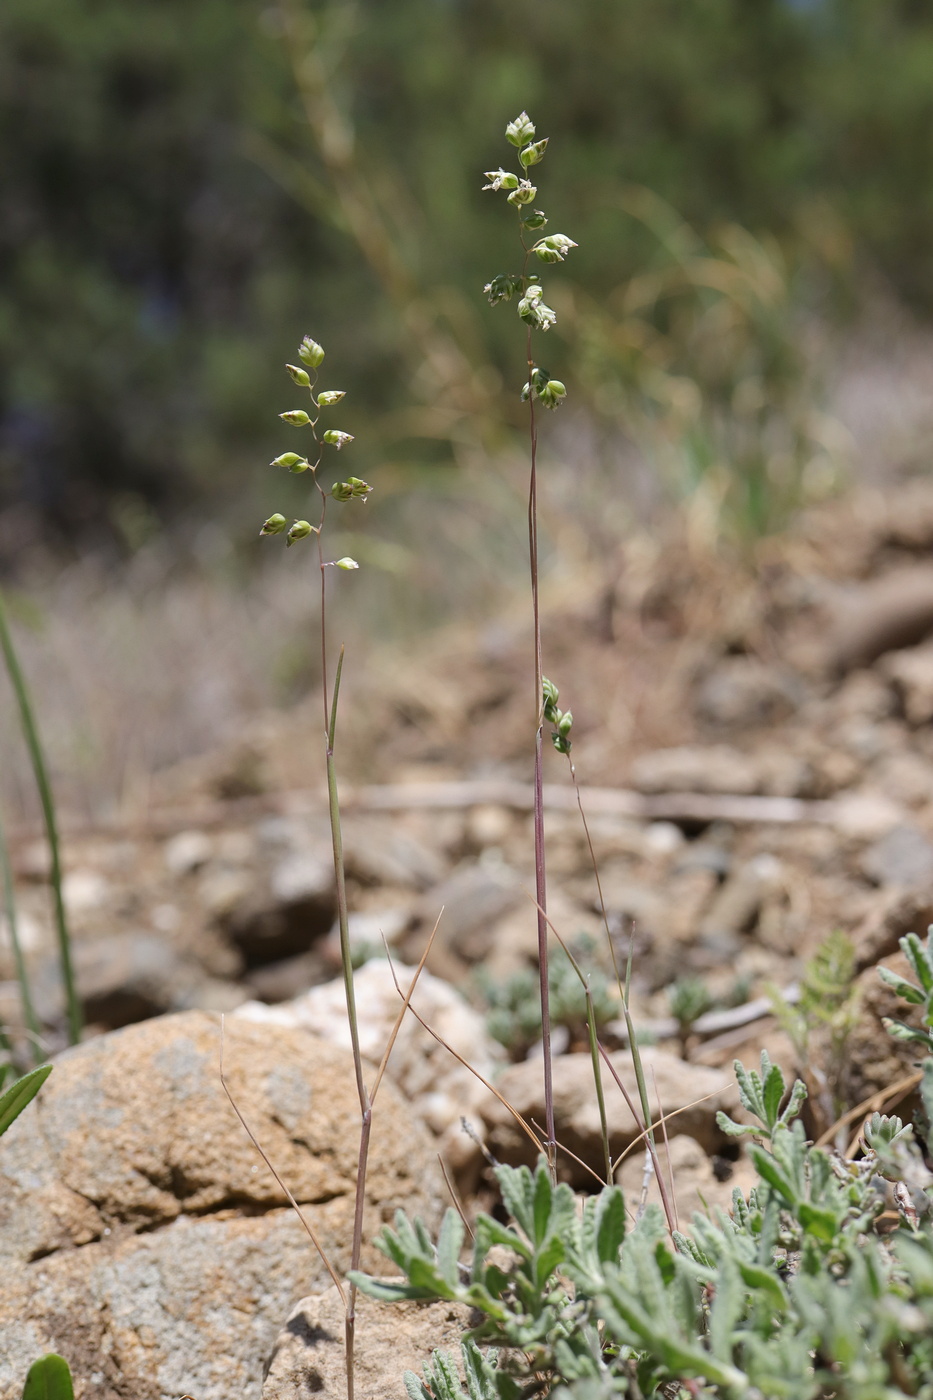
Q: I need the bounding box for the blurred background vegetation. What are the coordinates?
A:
[3,0,933,814]
[3,0,933,560]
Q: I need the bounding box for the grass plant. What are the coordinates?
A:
[482,112,578,1170]
[0,588,80,1048]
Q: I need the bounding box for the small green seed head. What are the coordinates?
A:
[286,519,313,547]
[286,363,311,387]
[259,513,288,537]
[323,429,354,450]
[298,336,325,368]
[280,409,311,426]
[521,210,548,230]
[519,138,548,168]
[505,112,536,147]
[484,273,523,306]
[534,233,578,264]
[270,452,306,470]
[539,379,567,409]
[507,181,537,207]
[482,169,520,192]
[316,390,347,407]
[335,556,360,571]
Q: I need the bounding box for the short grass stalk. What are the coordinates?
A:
[0,589,80,1045]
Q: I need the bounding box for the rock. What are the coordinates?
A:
[481,1047,740,1188]
[869,751,933,808]
[164,829,214,876]
[694,657,800,730]
[630,746,762,796]
[617,1135,757,1226]
[825,566,933,674]
[236,960,502,1167]
[222,849,336,967]
[860,824,933,888]
[832,790,905,838]
[880,642,933,724]
[852,888,933,970]
[72,932,189,1028]
[245,950,335,1004]
[464,803,514,851]
[0,1011,444,1400]
[263,1286,470,1400]
[343,817,448,890]
[61,869,110,914]
[698,856,783,951]
[402,860,523,974]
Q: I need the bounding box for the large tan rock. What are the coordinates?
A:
[263,1286,470,1400]
[0,1011,445,1400]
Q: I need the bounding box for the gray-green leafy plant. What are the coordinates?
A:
[354,1047,933,1399]
[667,976,714,1056]
[769,928,860,1134]
[483,115,577,1166]
[480,939,616,1064]
[879,926,933,1054]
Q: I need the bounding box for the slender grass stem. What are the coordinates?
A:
[0,1019,15,1089]
[325,645,371,1400]
[0,589,81,1045]
[0,808,41,1061]
[536,906,612,1184]
[523,258,554,1178]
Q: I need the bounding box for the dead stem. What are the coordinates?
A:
[219,1017,347,1306]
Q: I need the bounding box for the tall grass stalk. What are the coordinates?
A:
[0,590,81,1046]
[483,114,579,1172]
[259,335,384,1400]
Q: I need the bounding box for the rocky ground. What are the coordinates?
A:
[6,476,933,1396]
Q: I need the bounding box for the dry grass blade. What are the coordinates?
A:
[383,945,545,1156]
[218,1016,347,1307]
[438,1153,474,1242]
[598,1041,676,1234]
[653,1067,679,1234]
[609,1090,725,1173]
[528,1119,610,1189]
[814,1070,924,1150]
[369,911,442,1104]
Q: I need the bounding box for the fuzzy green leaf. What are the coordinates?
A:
[404,1372,433,1400]
[595,1186,626,1264]
[878,966,925,1004]
[436,1209,465,1289]
[532,1160,553,1246]
[748,1145,798,1206]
